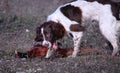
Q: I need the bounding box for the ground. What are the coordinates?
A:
[0,0,120,73]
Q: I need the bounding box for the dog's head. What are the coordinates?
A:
[35,21,66,49]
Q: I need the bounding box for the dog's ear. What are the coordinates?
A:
[35,27,40,41]
[51,22,66,39]
[36,26,40,34]
[70,24,85,32]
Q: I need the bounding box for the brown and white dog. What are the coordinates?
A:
[35,0,120,58]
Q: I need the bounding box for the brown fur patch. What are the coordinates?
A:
[60,4,82,24]
[47,21,67,39]
[70,24,85,32]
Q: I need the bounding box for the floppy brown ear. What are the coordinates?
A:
[35,26,42,41]
[36,27,40,34]
[51,22,66,39]
[70,24,85,32]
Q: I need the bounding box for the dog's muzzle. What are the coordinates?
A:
[34,41,52,48]
[42,40,52,48]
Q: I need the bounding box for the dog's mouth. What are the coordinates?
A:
[34,41,58,51]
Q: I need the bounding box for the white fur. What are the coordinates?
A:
[115,21,120,31]
[46,0,119,57]
[41,28,51,48]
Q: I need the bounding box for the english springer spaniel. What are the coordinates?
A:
[35,0,120,58]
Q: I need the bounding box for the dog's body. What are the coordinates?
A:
[35,0,119,58]
[86,0,120,20]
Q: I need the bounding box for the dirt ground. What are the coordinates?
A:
[0,0,120,73]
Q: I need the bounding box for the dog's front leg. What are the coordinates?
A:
[72,32,83,57]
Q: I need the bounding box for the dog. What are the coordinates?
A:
[35,0,120,58]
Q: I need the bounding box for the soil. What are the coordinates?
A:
[0,0,120,73]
